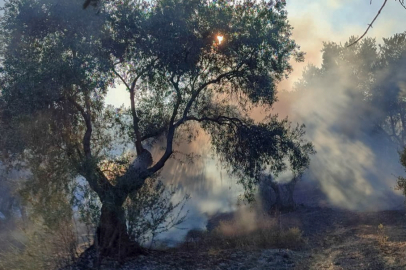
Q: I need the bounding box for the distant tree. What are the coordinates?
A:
[372,33,406,147]
[0,0,314,259]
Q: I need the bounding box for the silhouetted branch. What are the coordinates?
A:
[348,0,388,47]
[185,115,245,127]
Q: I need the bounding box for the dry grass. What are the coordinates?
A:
[377,223,389,247]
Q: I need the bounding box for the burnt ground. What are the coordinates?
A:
[69,206,406,270]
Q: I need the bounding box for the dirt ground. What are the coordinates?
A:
[289,206,406,270]
[71,206,406,270]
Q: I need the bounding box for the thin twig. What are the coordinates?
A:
[399,0,406,9]
[347,0,388,47]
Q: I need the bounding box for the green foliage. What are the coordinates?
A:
[73,180,102,228]
[207,116,314,201]
[0,0,113,171]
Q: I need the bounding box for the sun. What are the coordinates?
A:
[217,35,224,45]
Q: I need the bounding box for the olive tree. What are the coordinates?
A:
[0,0,314,259]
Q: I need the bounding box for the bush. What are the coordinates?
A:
[377,223,389,246]
[183,229,207,248]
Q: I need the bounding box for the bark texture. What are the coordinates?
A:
[92,150,153,261]
[95,204,143,261]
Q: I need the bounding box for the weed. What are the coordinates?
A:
[377,223,389,246]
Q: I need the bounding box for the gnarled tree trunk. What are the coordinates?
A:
[95,203,143,261]
[91,150,153,261]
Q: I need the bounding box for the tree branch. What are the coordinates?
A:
[67,96,92,158]
[147,67,244,174]
[399,0,406,10]
[129,76,144,155]
[112,69,131,93]
[141,125,168,141]
[67,96,114,201]
[112,68,146,154]
[181,66,243,123]
[169,74,182,126]
[347,0,388,47]
[185,115,245,127]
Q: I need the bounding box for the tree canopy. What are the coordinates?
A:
[0,0,314,258]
